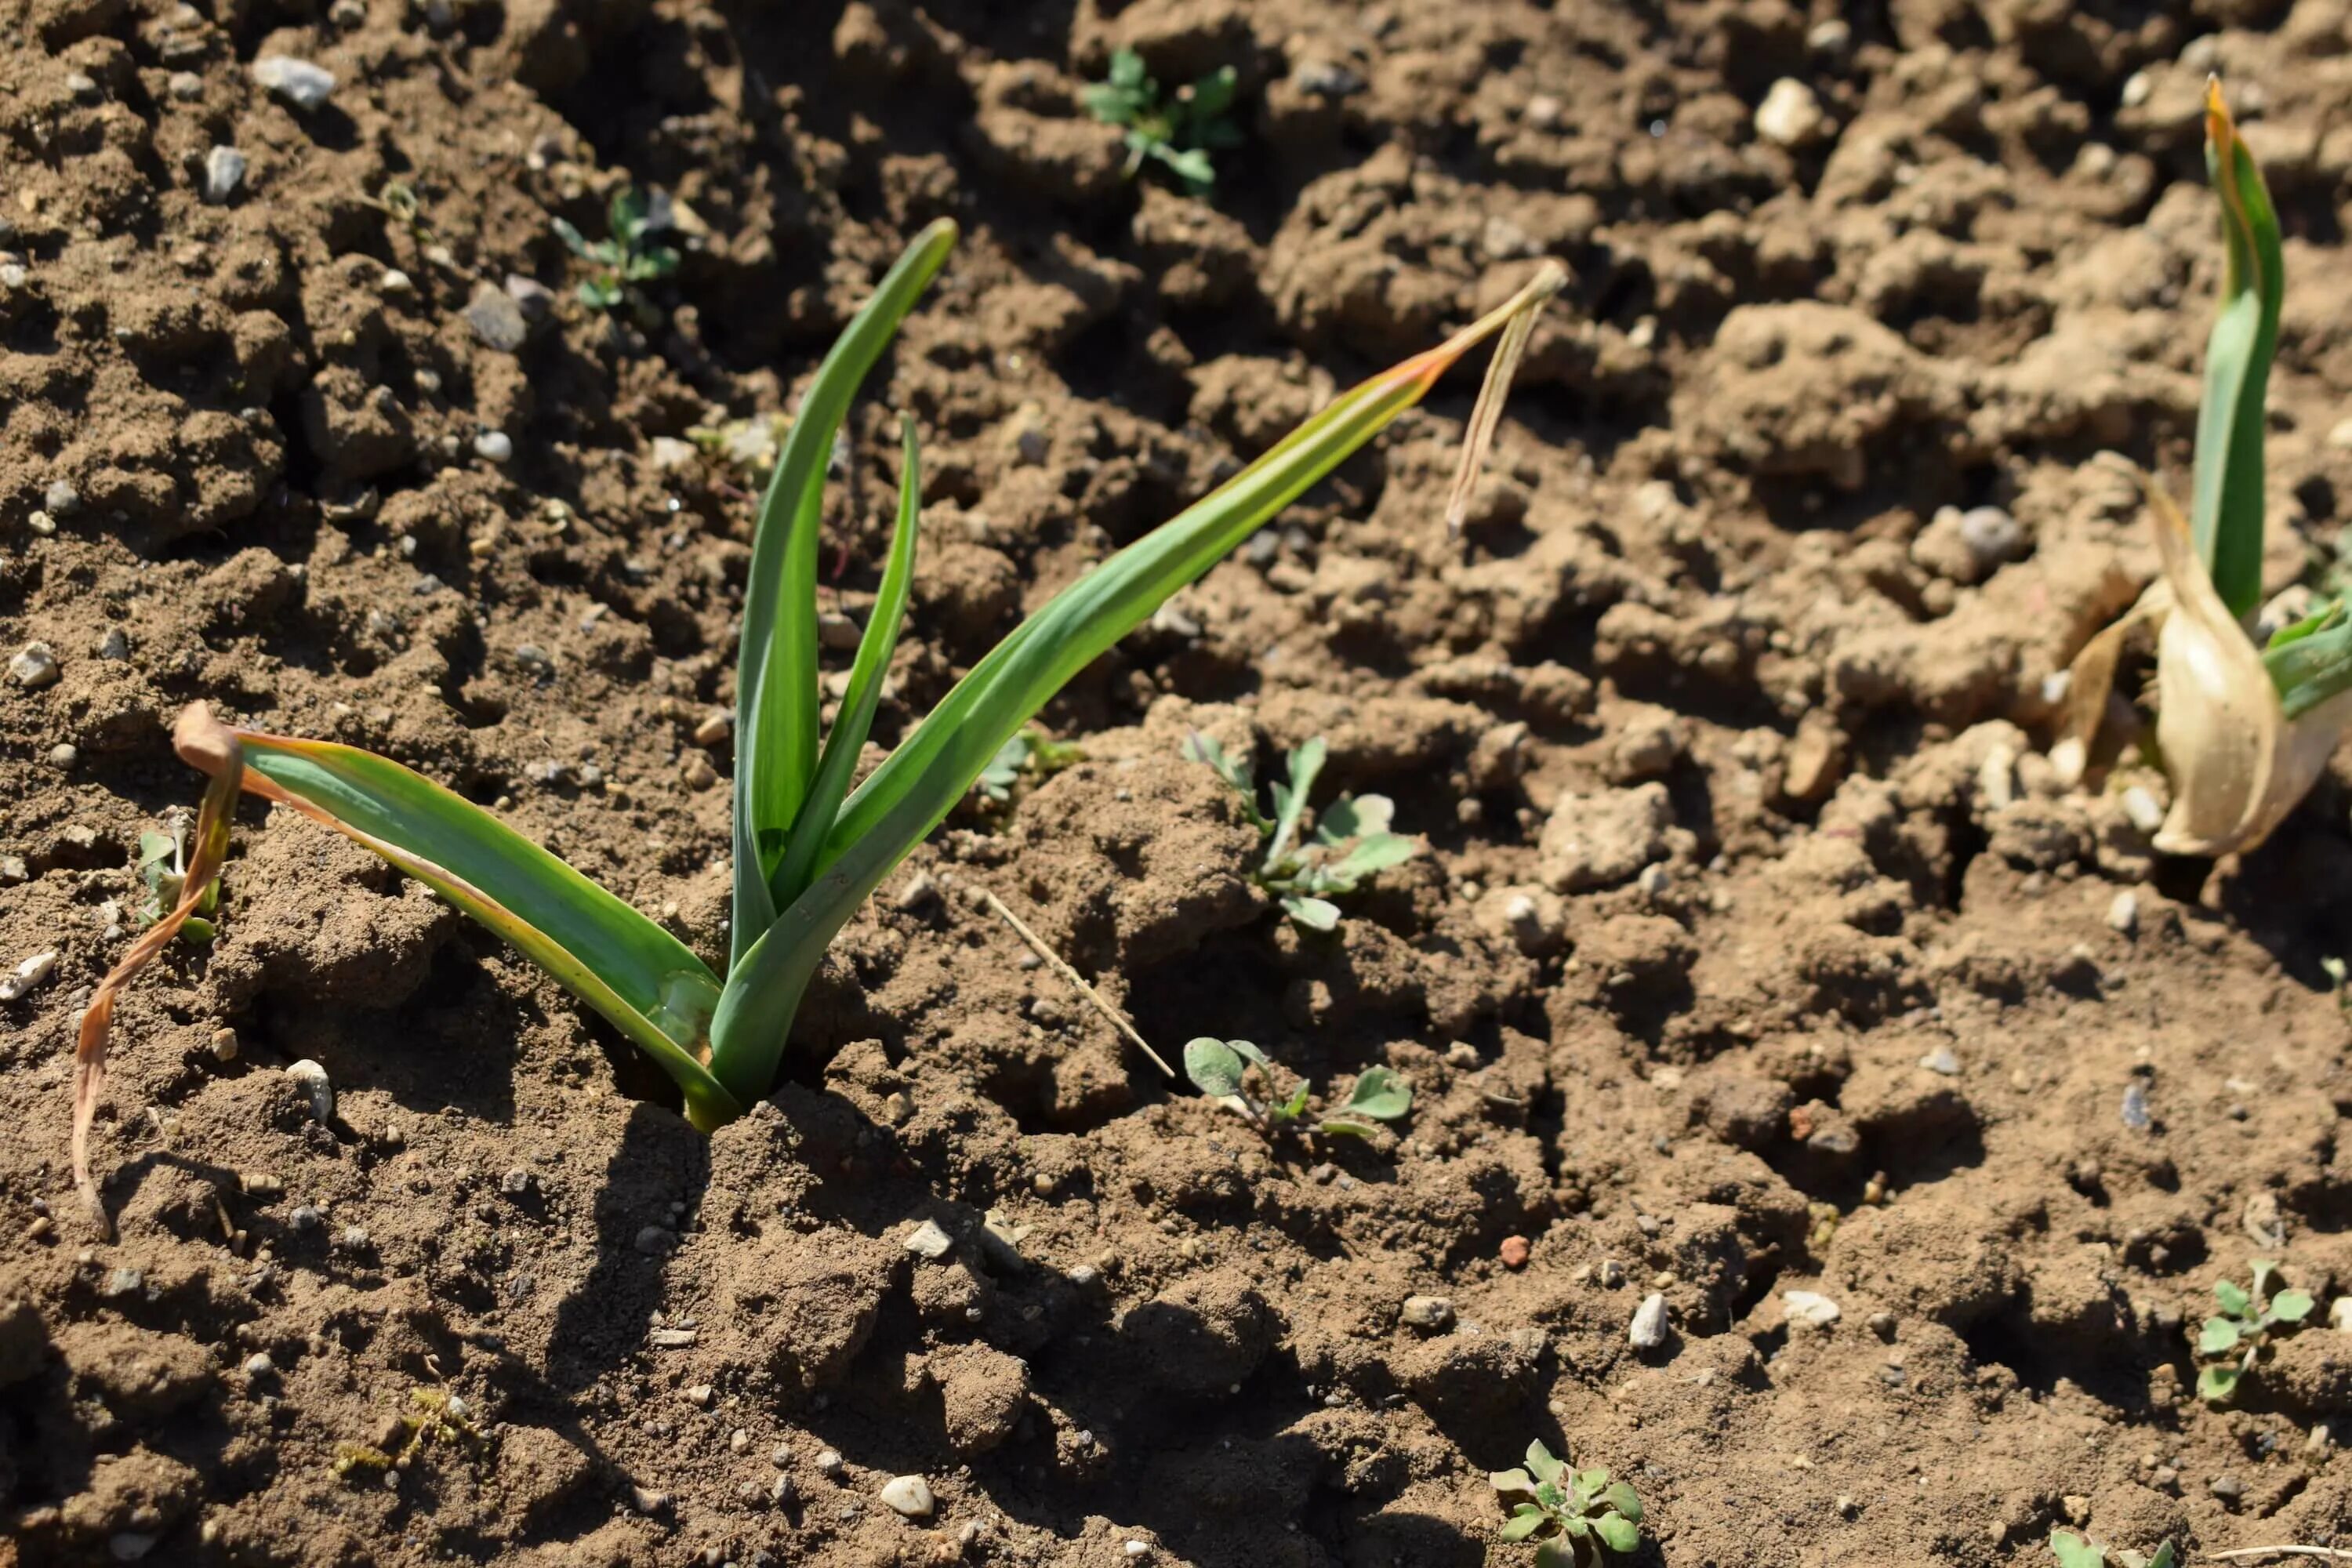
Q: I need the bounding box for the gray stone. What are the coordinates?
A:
[1399,1295,1454,1330]
[10,643,59,689]
[201,146,247,205]
[464,287,529,352]
[473,430,514,463]
[251,56,336,111]
[0,951,56,1001]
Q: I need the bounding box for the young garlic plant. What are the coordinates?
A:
[2056,82,2352,855]
[70,220,1566,1225]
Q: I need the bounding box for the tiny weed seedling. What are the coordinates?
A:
[1083,47,1243,197]
[1183,734,1417,931]
[333,1388,485,1480]
[1491,1440,1643,1566]
[977,727,1084,804]
[1182,1038,1410,1138]
[2196,1258,2314,1402]
[554,187,681,323]
[2051,1530,2177,1568]
[135,814,217,946]
[71,221,1566,1224]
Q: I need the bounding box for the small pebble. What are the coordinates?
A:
[168,71,203,100]
[1629,1292,1670,1350]
[285,1059,334,1124]
[64,71,98,98]
[648,1327,698,1349]
[1598,1259,1625,1288]
[242,1352,274,1377]
[2107,891,2140,935]
[107,1533,156,1563]
[201,146,247,205]
[818,612,862,651]
[1784,1290,1842,1328]
[474,430,514,463]
[45,481,81,515]
[2119,786,2165,835]
[10,642,60,689]
[1399,1295,1454,1330]
[1498,1236,1530,1269]
[634,1225,677,1257]
[47,744,75,768]
[2121,1080,2152,1132]
[895,873,938,912]
[683,1383,713,1407]
[0,857,23,883]
[2330,1297,2352,1333]
[878,1474,935,1519]
[770,1472,797,1507]
[464,288,529,352]
[1918,1047,1959,1076]
[681,753,718,791]
[1755,78,1830,147]
[0,951,56,1001]
[903,1218,953,1259]
[499,1167,533,1197]
[817,1448,845,1479]
[692,712,731,747]
[99,628,129,660]
[2209,1475,2244,1503]
[101,1267,145,1300]
[1291,60,1364,98]
[251,56,336,111]
[630,1486,669,1515]
[289,1204,323,1233]
[25,511,53,537]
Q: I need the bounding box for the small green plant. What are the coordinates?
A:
[1181,1039,1410,1137]
[71,222,1566,1222]
[2050,1529,2177,1568]
[135,816,217,945]
[977,727,1084,804]
[2195,1257,2314,1402]
[1184,734,1416,930]
[553,187,681,321]
[1083,47,1242,197]
[1490,1440,1642,1565]
[2058,83,2352,855]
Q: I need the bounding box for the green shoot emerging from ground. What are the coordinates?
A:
[135,813,217,945]
[1491,1441,1642,1566]
[1181,1038,1410,1136]
[1183,734,1416,930]
[1083,48,1242,197]
[2051,1530,2177,1568]
[69,223,1567,1226]
[977,727,1084,804]
[2195,1257,2314,1402]
[554,187,681,322]
[2058,82,2352,855]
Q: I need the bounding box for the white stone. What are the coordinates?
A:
[902,1218,953,1260]
[201,146,247,205]
[878,1474,935,1518]
[0,951,56,1001]
[474,430,514,463]
[252,56,336,111]
[1784,1290,1841,1327]
[1755,78,1830,147]
[1628,1291,1669,1349]
[10,643,59,689]
[285,1059,334,1124]
[2107,891,2140,935]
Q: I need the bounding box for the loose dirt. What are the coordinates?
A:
[9,2,2352,1566]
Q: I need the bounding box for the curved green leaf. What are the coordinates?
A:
[2192,82,2283,621]
[731,217,956,967]
[227,720,736,1128]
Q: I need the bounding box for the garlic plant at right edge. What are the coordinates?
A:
[2056,80,2352,857]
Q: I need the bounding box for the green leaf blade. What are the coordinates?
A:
[731,216,957,969]
[1341,1065,1412,1121]
[2191,84,2284,622]
[762,416,923,920]
[230,728,737,1128]
[2198,1316,2243,1355]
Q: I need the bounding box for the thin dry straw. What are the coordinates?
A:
[979,887,1174,1078]
[1443,261,1565,540]
[2208,1551,2352,1563]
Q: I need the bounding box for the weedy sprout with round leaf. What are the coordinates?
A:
[69,219,1566,1226]
[1181,1037,1411,1136]
[2051,1530,2177,1568]
[1490,1439,1643,1566]
[2193,1257,2314,1403]
[2057,82,2352,855]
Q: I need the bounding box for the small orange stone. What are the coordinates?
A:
[1500,1235,1531,1269]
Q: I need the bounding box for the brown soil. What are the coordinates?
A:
[9,2,2352,1566]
